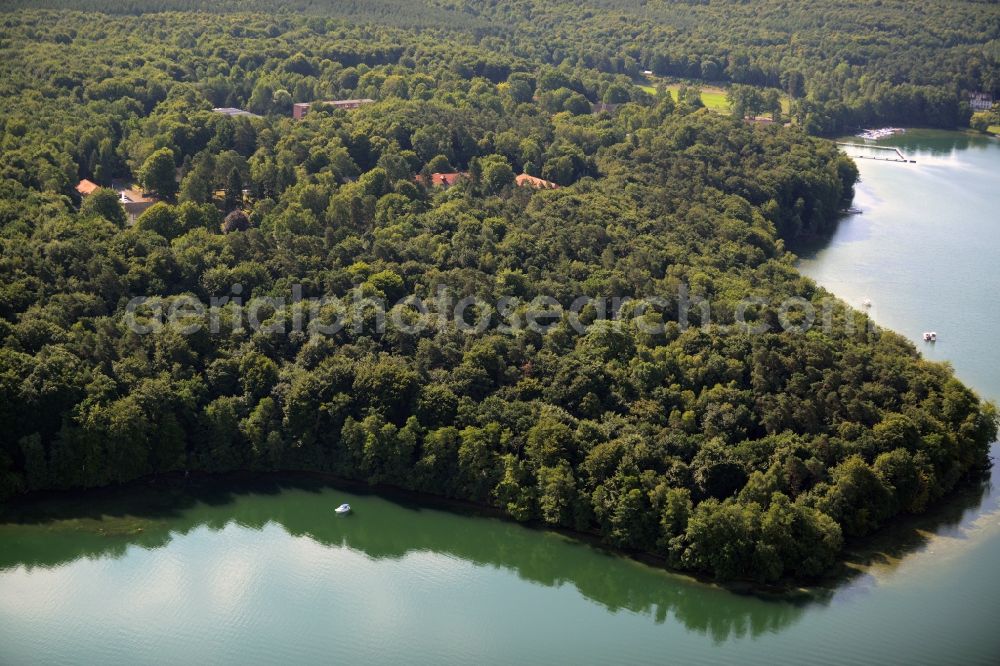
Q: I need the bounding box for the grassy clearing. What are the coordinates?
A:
[699,88,730,112]
[636,78,792,116]
[989,125,1000,136]
[633,78,794,121]
[662,83,730,112]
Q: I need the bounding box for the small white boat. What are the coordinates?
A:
[334,503,352,515]
[862,298,872,308]
[923,331,937,342]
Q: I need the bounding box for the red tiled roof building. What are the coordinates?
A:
[76,179,99,196]
[515,173,559,189]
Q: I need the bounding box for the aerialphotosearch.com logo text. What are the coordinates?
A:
[123,283,875,338]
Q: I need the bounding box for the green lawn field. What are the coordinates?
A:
[638,81,791,115]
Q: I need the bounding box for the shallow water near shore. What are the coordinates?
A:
[2,130,999,665]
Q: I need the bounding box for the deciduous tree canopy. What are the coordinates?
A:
[0,2,996,583]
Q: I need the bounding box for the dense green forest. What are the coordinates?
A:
[0,5,997,582]
[6,0,1000,132]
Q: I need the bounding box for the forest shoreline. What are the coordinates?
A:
[3,459,991,597]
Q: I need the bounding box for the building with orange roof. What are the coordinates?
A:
[76,179,99,196]
[515,173,559,190]
[417,172,467,188]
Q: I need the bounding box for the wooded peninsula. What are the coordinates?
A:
[1,1,997,582]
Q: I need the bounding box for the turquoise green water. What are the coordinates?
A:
[1,130,999,665]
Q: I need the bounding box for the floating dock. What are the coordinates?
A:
[835,143,914,163]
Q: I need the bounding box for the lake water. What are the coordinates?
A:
[2,130,999,665]
[800,130,1000,395]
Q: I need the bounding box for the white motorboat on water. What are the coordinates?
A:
[862,297,872,308]
[923,331,937,342]
[335,503,352,515]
